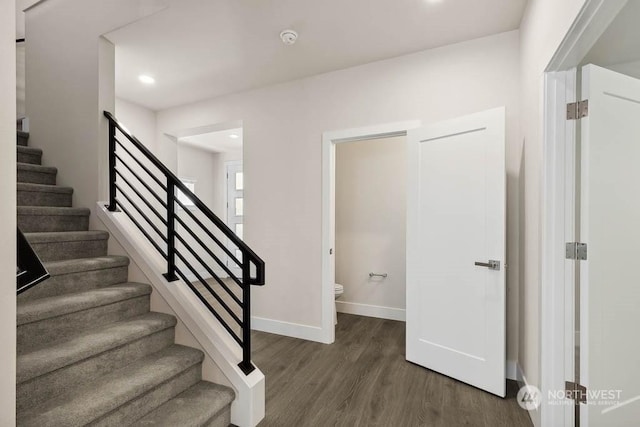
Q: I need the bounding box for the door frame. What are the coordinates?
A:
[321,120,421,344]
[541,1,628,426]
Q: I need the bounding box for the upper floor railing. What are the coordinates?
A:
[104,111,265,374]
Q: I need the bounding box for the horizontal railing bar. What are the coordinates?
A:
[174,233,242,306]
[174,267,243,346]
[105,111,263,269]
[115,137,167,192]
[115,199,168,259]
[175,198,242,268]
[115,184,168,244]
[174,214,242,288]
[115,168,167,226]
[174,249,243,326]
[114,152,168,209]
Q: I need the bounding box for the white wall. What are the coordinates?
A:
[335,136,406,318]
[115,98,157,151]
[518,0,586,425]
[1,0,17,423]
[156,30,522,355]
[25,0,167,226]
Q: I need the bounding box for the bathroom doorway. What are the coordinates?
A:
[334,136,407,322]
[322,121,421,344]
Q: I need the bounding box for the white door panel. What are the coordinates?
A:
[580,64,640,427]
[406,107,506,397]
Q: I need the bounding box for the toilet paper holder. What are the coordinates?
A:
[369,272,388,278]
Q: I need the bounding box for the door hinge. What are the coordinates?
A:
[566,242,587,260]
[567,100,589,120]
[566,381,588,404]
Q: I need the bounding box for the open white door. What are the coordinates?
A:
[579,64,640,426]
[406,107,506,397]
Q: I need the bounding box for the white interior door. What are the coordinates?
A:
[406,107,506,397]
[579,64,640,426]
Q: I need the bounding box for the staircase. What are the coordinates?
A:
[16,130,235,426]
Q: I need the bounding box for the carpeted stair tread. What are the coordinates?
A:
[17,182,74,207]
[132,381,235,427]
[17,146,43,164]
[18,206,91,232]
[17,345,205,427]
[45,255,130,276]
[17,282,152,326]
[17,182,73,195]
[17,162,57,175]
[17,130,29,146]
[24,230,109,244]
[18,206,90,216]
[18,312,177,383]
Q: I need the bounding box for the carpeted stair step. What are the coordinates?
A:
[132,381,235,427]
[17,345,205,427]
[17,313,177,412]
[17,146,42,165]
[19,256,130,302]
[18,206,90,232]
[17,130,29,146]
[17,283,152,353]
[17,162,57,185]
[17,182,73,207]
[24,230,109,262]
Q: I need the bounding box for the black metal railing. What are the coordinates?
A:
[17,227,50,294]
[104,111,265,375]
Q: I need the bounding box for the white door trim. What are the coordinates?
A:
[541,1,628,426]
[321,120,421,344]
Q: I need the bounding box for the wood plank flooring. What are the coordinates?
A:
[252,313,532,427]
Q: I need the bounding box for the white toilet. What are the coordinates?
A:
[334,283,344,325]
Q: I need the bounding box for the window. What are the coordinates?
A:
[178,178,196,208]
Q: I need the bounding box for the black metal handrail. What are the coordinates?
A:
[17,227,50,294]
[104,111,265,375]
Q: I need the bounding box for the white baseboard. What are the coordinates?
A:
[516,362,541,427]
[336,301,405,321]
[251,316,325,343]
[506,360,518,381]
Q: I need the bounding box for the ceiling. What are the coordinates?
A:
[179,128,243,154]
[582,0,640,78]
[106,0,527,111]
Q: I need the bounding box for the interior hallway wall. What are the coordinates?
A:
[115,98,158,151]
[155,30,521,353]
[1,0,17,423]
[335,136,406,319]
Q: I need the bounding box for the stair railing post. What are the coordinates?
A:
[238,258,255,374]
[107,120,117,211]
[164,179,179,282]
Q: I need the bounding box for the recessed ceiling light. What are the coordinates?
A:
[138,75,155,85]
[229,134,239,139]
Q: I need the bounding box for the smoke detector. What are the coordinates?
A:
[280,29,298,45]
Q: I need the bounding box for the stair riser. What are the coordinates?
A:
[17,151,42,165]
[18,135,28,146]
[18,265,129,302]
[18,189,72,207]
[17,169,56,185]
[29,238,108,262]
[18,213,89,233]
[17,328,175,413]
[18,296,151,353]
[205,407,232,427]
[94,365,202,427]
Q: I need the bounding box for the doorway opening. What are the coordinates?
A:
[321,121,421,345]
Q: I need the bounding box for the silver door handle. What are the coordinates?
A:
[474,260,500,271]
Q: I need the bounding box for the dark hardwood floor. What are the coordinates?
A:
[252,313,532,427]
